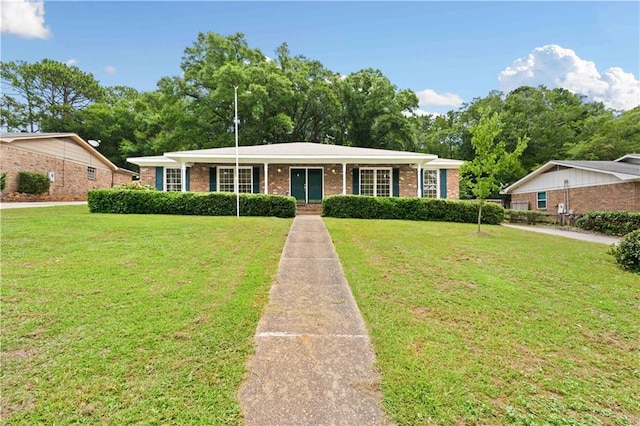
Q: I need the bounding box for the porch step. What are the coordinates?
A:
[296,203,323,216]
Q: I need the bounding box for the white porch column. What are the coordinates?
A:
[264,163,269,194]
[416,163,422,197]
[181,162,187,193]
[342,163,347,195]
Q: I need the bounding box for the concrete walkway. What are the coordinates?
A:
[239,216,386,425]
[0,201,87,209]
[502,223,621,245]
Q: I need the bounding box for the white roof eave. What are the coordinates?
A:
[163,153,438,165]
[126,156,179,167]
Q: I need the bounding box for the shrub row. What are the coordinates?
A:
[576,211,640,236]
[17,172,50,195]
[88,190,296,218]
[506,210,558,225]
[322,195,504,224]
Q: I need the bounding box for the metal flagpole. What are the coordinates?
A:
[234,86,240,217]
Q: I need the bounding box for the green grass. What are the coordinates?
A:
[1,206,292,424]
[325,219,640,425]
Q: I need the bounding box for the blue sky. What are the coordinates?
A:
[2,1,639,113]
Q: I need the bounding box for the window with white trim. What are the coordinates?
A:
[87,166,96,180]
[537,192,547,210]
[423,169,438,198]
[218,167,252,193]
[165,168,182,191]
[360,168,391,197]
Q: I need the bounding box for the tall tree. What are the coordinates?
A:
[1,59,104,132]
[462,108,528,232]
[336,68,418,149]
[566,107,640,160]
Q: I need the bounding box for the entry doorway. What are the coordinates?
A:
[290,168,323,204]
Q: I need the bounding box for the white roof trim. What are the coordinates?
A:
[1,132,120,172]
[502,160,640,194]
[126,142,460,167]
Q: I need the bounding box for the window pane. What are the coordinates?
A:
[165,168,181,191]
[219,167,252,193]
[238,168,252,193]
[376,169,391,197]
[360,169,374,196]
[537,192,547,209]
[423,170,438,198]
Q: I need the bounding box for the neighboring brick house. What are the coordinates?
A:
[501,154,640,214]
[1,132,137,201]
[127,143,462,202]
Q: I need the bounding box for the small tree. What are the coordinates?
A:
[462,108,528,232]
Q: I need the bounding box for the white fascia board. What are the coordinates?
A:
[423,158,464,169]
[501,161,639,194]
[126,156,179,167]
[164,153,437,165]
[501,161,556,194]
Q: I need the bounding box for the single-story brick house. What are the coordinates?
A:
[501,154,640,214]
[1,132,137,201]
[127,143,463,202]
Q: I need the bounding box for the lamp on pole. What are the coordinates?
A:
[234,86,240,217]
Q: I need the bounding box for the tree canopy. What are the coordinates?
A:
[2,32,637,185]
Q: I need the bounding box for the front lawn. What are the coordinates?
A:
[325,219,639,425]
[1,206,291,424]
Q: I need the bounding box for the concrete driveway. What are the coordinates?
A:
[502,223,622,245]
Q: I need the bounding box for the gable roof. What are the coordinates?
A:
[1,132,137,175]
[616,154,640,165]
[127,142,449,167]
[502,157,640,194]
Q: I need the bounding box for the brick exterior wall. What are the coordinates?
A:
[446,169,460,199]
[510,181,640,214]
[1,144,132,201]
[143,163,461,200]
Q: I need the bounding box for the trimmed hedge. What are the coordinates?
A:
[576,211,640,236]
[88,190,296,218]
[506,210,558,225]
[322,195,505,224]
[17,172,50,195]
[608,229,640,273]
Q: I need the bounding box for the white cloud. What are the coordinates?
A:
[403,108,442,118]
[66,59,77,66]
[498,44,640,111]
[105,65,117,74]
[415,89,464,108]
[0,0,50,39]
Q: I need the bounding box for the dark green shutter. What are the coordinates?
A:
[419,169,424,197]
[185,168,190,191]
[439,169,447,199]
[209,167,217,191]
[392,168,400,197]
[253,166,260,194]
[352,168,359,195]
[155,167,163,190]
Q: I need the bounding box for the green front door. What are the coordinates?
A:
[291,168,306,202]
[308,169,323,203]
[290,168,323,203]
